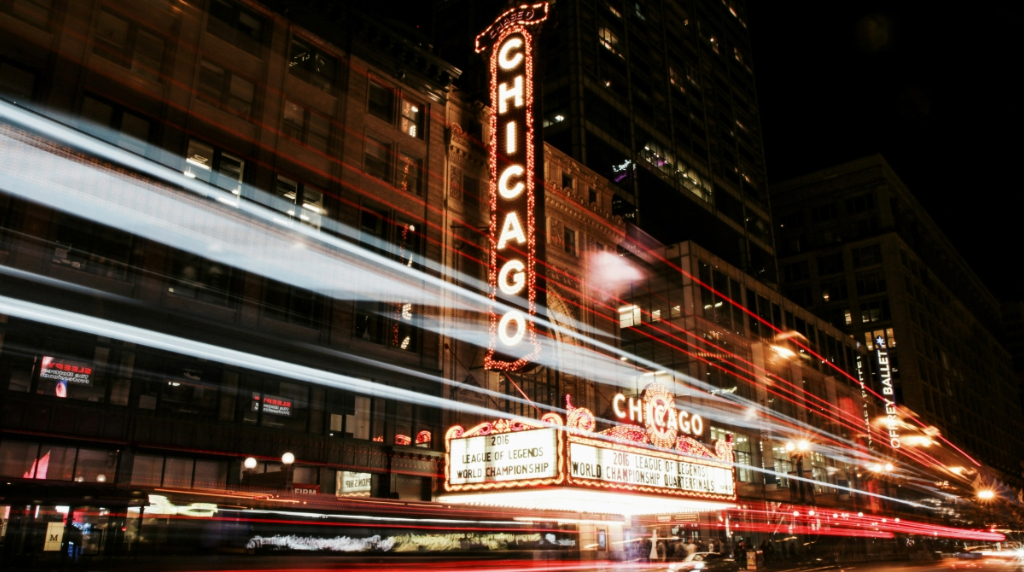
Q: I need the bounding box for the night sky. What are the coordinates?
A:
[748,1,1022,300]
[368,0,1021,300]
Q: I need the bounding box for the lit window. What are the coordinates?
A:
[288,37,337,90]
[400,99,424,139]
[398,154,423,195]
[598,27,620,55]
[652,309,661,323]
[844,309,852,325]
[619,305,641,328]
[183,139,244,196]
[608,4,621,18]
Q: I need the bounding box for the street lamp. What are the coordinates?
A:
[243,457,257,470]
[282,452,295,491]
[785,439,812,503]
[977,490,995,501]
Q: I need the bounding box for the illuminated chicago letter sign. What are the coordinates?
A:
[476,3,548,371]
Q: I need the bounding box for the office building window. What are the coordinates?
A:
[158,361,220,417]
[400,99,424,139]
[288,37,337,90]
[598,27,621,56]
[354,301,386,344]
[264,280,323,328]
[93,9,164,82]
[816,253,844,276]
[846,193,875,214]
[183,139,245,196]
[860,298,890,324]
[1,0,52,28]
[364,138,392,183]
[168,250,235,306]
[564,226,577,255]
[256,379,310,431]
[619,304,641,328]
[710,427,753,482]
[811,203,837,222]
[207,0,265,56]
[197,60,255,117]
[820,279,847,302]
[562,173,574,190]
[348,395,385,441]
[0,61,35,99]
[397,153,423,195]
[368,81,394,122]
[783,260,809,281]
[396,221,420,268]
[852,244,883,268]
[462,174,480,202]
[281,100,330,152]
[0,441,114,482]
[855,272,887,296]
[52,214,134,279]
[80,94,152,155]
[132,454,227,488]
[269,176,324,229]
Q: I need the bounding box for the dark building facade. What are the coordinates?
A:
[0,0,477,566]
[434,0,776,284]
[772,155,1024,482]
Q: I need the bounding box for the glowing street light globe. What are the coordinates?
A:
[281,452,295,465]
[243,457,257,470]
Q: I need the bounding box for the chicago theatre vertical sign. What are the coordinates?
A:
[476,3,548,371]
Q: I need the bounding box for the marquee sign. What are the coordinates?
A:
[444,391,736,502]
[476,3,549,371]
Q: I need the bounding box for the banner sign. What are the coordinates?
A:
[567,439,735,498]
[448,427,559,486]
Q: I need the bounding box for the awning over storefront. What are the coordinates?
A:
[441,487,734,516]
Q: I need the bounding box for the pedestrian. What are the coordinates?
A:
[686,538,698,557]
[737,541,747,569]
[762,539,774,566]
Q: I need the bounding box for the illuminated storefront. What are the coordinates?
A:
[443,384,737,511]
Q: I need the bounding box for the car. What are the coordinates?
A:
[668,552,741,572]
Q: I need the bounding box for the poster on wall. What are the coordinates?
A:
[40,356,93,398]
[252,393,292,417]
[337,471,372,497]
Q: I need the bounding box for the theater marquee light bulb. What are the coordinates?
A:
[498,165,525,199]
[479,3,548,372]
[498,259,526,295]
[498,310,527,347]
[498,37,524,70]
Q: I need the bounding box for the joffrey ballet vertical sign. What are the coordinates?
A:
[477,3,548,371]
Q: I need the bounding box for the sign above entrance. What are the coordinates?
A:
[477,3,549,372]
[444,390,736,503]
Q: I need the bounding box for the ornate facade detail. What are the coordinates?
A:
[448,166,462,202]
